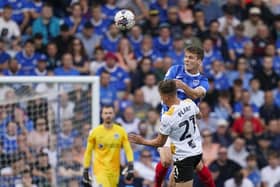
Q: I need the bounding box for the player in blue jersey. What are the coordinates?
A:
[155,46,216,187]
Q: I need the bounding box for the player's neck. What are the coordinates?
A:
[166,98,180,107]
[186,69,199,75]
[103,122,113,129]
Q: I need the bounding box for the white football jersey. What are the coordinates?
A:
[159,99,202,161]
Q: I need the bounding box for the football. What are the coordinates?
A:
[114,9,135,30]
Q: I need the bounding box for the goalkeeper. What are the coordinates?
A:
[83,105,134,187]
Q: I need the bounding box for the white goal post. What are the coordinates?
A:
[0,76,100,127]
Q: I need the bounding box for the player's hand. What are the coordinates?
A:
[125,163,134,180]
[82,168,92,187]
[174,79,185,89]
[128,133,144,145]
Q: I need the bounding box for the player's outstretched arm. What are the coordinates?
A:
[82,131,95,186]
[128,133,168,147]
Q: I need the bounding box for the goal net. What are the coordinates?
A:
[0,76,99,187]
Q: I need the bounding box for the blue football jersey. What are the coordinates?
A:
[161,65,209,114]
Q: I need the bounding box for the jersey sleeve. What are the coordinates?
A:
[164,65,179,80]
[197,76,209,94]
[159,116,171,135]
[83,129,95,168]
[121,129,134,162]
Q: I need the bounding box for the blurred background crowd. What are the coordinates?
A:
[0,0,280,186]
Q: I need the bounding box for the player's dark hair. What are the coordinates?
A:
[101,105,115,113]
[185,46,204,60]
[158,80,177,96]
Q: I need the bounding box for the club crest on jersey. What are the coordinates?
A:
[114,133,120,139]
[98,144,104,149]
[193,79,200,86]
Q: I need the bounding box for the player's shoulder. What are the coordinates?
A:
[113,124,127,133]
[165,65,184,77]
[163,106,175,116]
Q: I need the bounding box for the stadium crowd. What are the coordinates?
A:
[0,0,280,186]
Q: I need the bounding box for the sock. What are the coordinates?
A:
[154,161,169,187]
[197,164,216,187]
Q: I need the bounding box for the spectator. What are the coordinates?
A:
[62,2,85,35]
[68,38,89,75]
[0,0,29,32]
[183,23,202,49]
[195,0,223,25]
[116,106,140,134]
[89,5,110,36]
[27,118,49,152]
[153,23,173,57]
[201,129,220,166]
[212,119,232,147]
[15,169,37,187]
[141,9,161,37]
[58,148,82,186]
[264,119,280,151]
[243,154,261,187]
[89,46,105,75]
[140,73,161,108]
[45,42,60,71]
[213,91,233,120]
[232,104,264,136]
[54,53,80,76]
[29,0,44,20]
[53,93,75,122]
[1,121,18,154]
[255,56,279,91]
[177,0,194,24]
[115,37,137,72]
[134,149,156,187]
[198,101,218,133]
[260,151,280,187]
[249,78,264,108]
[76,21,101,59]
[71,137,85,165]
[32,4,60,44]
[201,20,229,61]
[264,43,280,76]
[53,24,75,58]
[57,119,78,150]
[96,52,131,95]
[2,58,25,76]
[100,22,121,52]
[252,25,274,57]
[166,34,184,66]
[228,57,253,89]
[259,90,280,124]
[33,33,46,54]
[202,38,223,75]
[245,0,274,24]
[15,39,39,75]
[32,152,52,186]
[128,25,144,53]
[241,120,259,154]
[224,170,254,187]
[227,24,251,62]
[0,5,21,42]
[166,6,183,36]
[218,7,240,38]
[232,89,259,118]
[203,77,219,110]
[209,146,242,187]
[146,109,160,139]
[227,137,249,167]
[29,54,49,76]
[99,70,118,108]
[242,42,260,74]
[132,89,152,120]
[222,0,244,20]
[243,7,263,38]
[135,35,162,65]
[193,9,207,36]
[101,0,119,21]
[208,60,230,91]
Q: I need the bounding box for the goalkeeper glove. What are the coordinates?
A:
[125,163,134,181]
[82,168,92,187]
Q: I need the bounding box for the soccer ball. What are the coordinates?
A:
[114,9,135,30]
